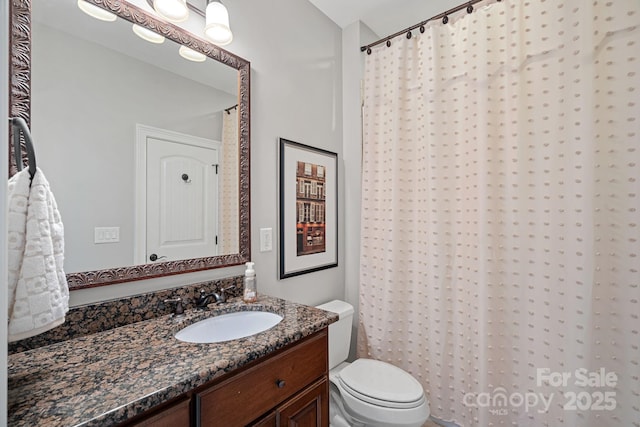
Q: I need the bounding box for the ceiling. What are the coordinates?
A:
[308,0,464,38]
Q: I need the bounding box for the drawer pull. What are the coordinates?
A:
[276,379,286,389]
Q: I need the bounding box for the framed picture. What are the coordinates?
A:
[279,138,338,279]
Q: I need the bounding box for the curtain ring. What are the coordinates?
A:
[420,25,425,33]
[406,31,412,39]
[467,4,474,13]
[367,48,372,55]
[386,40,391,47]
[442,15,449,24]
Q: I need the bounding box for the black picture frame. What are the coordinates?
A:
[279,138,338,279]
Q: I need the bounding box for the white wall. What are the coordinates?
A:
[71,0,345,307]
[1,1,9,424]
[228,0,344,305]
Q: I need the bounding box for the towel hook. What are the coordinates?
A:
[9,117,37,179]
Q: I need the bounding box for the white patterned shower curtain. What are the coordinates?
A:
[358,1,640,426]
[219,107,239,254]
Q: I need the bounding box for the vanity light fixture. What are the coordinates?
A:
[132,24,166,44]
[77,0,117,22]
[178,45,207,62]
[153,0,189,23]
[204,0,233,46]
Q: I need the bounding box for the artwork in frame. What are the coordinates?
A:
[279,138,338,279]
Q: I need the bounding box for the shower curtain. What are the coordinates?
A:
[219,107,239,254]
[358,1,640,426]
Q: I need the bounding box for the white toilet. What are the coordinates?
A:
[316,300,430,427]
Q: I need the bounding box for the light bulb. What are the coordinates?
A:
[204,1,233,46]
[179,46,207,62]
[132,24,165,44]
[77,0,117,22]
[153,0,189,23]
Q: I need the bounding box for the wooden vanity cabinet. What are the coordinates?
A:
[125,329,329,427]
[196,329,329,427]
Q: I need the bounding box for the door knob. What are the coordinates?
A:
[276,379,286,389]
[149,253,167,262]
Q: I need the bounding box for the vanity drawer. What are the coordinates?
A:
[129,398,190,427]
[196,329,328,427]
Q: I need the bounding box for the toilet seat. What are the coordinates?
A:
[337,359,426,409]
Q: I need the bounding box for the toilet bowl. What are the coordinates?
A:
[316,300,430,427]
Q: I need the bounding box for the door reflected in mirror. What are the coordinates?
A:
[136,124,237,265]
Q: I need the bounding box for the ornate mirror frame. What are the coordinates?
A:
[9,0,251,289]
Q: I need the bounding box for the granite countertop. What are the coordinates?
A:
[8,295,338,427]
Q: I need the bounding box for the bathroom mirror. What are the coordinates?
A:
[9,0,250,289]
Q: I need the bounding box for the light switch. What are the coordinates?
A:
[260,228,273,252]
[94,227,120,244]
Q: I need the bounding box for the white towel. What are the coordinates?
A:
[7,167,69,342]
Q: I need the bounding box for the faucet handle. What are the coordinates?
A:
[164,297,184,316]
[218,288,229,303]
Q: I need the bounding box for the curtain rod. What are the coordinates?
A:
[224,104,238,114]
[360,0,500,54]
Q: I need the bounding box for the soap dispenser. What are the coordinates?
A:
[243,262,257,303]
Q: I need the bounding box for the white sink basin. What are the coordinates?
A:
[175,311,283,344]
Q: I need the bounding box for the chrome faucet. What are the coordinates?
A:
[195,288,227,308]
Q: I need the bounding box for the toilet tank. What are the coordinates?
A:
[315,300,354,370]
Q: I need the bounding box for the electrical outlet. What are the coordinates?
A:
[260,228,273,252]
